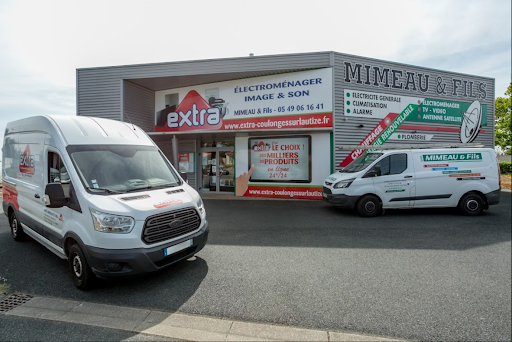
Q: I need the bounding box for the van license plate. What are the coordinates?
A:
[322,192,327,198]
[164,239,193,257]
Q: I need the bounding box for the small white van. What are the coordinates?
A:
[2,115,208,289]
[323,147,501,217]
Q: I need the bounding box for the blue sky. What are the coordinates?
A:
[0,0,510,160]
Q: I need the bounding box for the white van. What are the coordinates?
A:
[323,148,501,217]
[2,115,208,289]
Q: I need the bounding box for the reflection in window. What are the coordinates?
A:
[375,153,407,176]
[48,151,70,197]
[201,140,234,147]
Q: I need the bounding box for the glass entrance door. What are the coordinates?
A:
[219,151,234,192]
[201,151,217,192]
[201,149,234,193]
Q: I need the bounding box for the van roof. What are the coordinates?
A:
[5,115,154,146]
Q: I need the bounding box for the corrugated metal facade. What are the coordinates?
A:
[123,80,154,131]
[331,53,495,167]
[77,51,495,191]
[77,52,332,127]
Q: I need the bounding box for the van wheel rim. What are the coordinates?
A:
[466,200,479,211]
[73,255,83,278]
[365,202,376,213]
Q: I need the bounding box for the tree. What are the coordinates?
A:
[495,82,512,154]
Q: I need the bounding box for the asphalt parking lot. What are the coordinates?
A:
[1,192,511,341]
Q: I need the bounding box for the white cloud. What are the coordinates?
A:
[0,0,510,161]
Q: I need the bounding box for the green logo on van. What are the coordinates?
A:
[422,153,482,162]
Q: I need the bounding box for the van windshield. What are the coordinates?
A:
[67,145,181,194]
[340,153,383,173]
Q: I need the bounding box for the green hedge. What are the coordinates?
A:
[500,161,512,174]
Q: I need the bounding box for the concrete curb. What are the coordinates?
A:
[2,295,404,342]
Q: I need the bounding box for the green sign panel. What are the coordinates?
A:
[407,99,487,126]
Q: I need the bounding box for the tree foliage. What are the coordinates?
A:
[495,82,512,154]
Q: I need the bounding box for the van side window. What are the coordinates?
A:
[375,153,407,176]
[389,154,407,174]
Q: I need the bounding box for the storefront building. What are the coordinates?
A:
[76,51,495,199]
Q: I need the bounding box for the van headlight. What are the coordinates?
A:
[197,197,205,215]
[334,178,355,189]
[90,208,135,233]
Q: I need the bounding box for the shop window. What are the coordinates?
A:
[201,140,234,147]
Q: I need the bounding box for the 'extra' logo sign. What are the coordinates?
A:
[19,145,35,175]
[168,104,220,128]
[157,90,223,132]
[252,141,271,152]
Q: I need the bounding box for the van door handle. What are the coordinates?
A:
[404,175,413,178]
[34,194,40,198]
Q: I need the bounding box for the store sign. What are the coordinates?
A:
[343,61,489,100]
[344,89,487,126]
[390,133,433,141]
[155,69,333,133]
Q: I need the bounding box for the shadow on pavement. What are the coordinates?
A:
[0,230,208,311]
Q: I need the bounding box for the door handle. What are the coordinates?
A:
[404,175,413,178]
[34,194,40,198]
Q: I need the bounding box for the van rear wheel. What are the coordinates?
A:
[69,244,94,290]
[9,211,27,241]
[459,193,484,216]
[356,195,382,217]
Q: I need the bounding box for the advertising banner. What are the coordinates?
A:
[340,89,487,166]
[235,133,330,199]
[344,89,488,126]
[155,69,333,133]
[248,136,311,183]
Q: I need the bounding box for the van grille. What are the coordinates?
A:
[142,207,201,244]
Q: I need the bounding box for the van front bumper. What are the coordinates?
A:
[322,188,358,208]
[84,221,209,279]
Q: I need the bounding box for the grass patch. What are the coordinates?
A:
[502,174,511,190]
[0,283,9,295]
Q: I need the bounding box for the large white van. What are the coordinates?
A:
[2,115,208,289]
[323,147,501,217]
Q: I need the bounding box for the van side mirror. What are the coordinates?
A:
[180,172,188,184]
[45,183,66,208]
[363,166,381,178]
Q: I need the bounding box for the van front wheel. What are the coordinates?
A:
[459,193,484,216]
[69,244,94,290]
[356,195,382,217]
